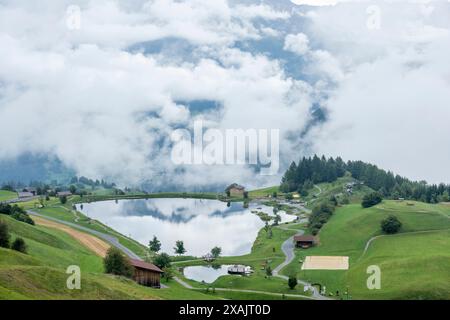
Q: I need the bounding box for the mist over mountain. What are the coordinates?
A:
[0,153,74,185]
[1,0,450,186]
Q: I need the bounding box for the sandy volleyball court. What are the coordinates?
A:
[33,216,110,257]
[302,256,349,270]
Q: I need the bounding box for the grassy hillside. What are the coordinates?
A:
[249,186,281,198]
[31,203,149,259]
[282,200,450,299]
[0,215,214,300]
[0,190,17,202]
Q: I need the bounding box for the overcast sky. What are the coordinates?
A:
[0,0,449,188]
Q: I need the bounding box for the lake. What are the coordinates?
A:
[183,265,238,283]
[76,198,297,256]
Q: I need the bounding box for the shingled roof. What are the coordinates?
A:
[129,259,163,273]
[294,235,316,243]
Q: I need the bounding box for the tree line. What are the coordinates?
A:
[280,155,346,194]
[281,155,450,203]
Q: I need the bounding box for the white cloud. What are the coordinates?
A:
[291,0,341,6]
[304,1,450,183]
[284,33,310,55]
[1,0,450,187]
[0,0,312,188]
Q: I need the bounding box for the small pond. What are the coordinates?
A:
[183,265,247,284]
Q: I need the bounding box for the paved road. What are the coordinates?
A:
[173,277,315,300]
[272,227,329,300]
[273,230,304,278]
[27,210,141,260]
[1,196,39,204]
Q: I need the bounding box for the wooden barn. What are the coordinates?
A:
[129,259,163,288]
[225,183,246,197]
[294,235,316,249]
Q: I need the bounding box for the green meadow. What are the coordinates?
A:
[0,215,215,300]
[0,190,17,202]
[281,200,450,299]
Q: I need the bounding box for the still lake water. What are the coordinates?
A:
[76,198,297,256]
[183,265,237,284]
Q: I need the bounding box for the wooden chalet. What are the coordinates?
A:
[225,183,246,197]
[294,235,316,249]
[129,259,163,288]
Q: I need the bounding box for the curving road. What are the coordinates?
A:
[272,226,329,300]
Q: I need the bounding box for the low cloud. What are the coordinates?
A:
[1,0,450,187]
[0,0,312,189]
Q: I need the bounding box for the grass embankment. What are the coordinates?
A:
[0,190,17,202]
[282,200,450,299]
[28,199,149,259]
[74,192,221,204]
[0,215,215,300]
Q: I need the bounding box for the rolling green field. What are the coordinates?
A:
[31,202,149,259]
[4,185,450,300]
[282,200,450,299]
[0,190,17,202]
[0,215,215,300]
[249,186,281,199]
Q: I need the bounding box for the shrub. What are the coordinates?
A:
[152,252,171,269]
[288,275,298,290]
[59,195,67,204]
[11,237,27,253]
[104,247,133,277]
[311,227,320,236]
[0,220,10,248]
[162,267,173,282]
[265,265,272,277]
[0,203,12,215]
[9,206,34,225]
[381,215,402,234]
[362,192,383,208]
[309,201,337,233]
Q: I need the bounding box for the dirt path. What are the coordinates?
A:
[28,210,141,260]
[33,216,110,257]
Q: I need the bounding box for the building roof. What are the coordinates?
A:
[226,183,245,191]
[294,235,316,243]
[129,259,163,273]
[57,191,72,196]
[17,192,34,198]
